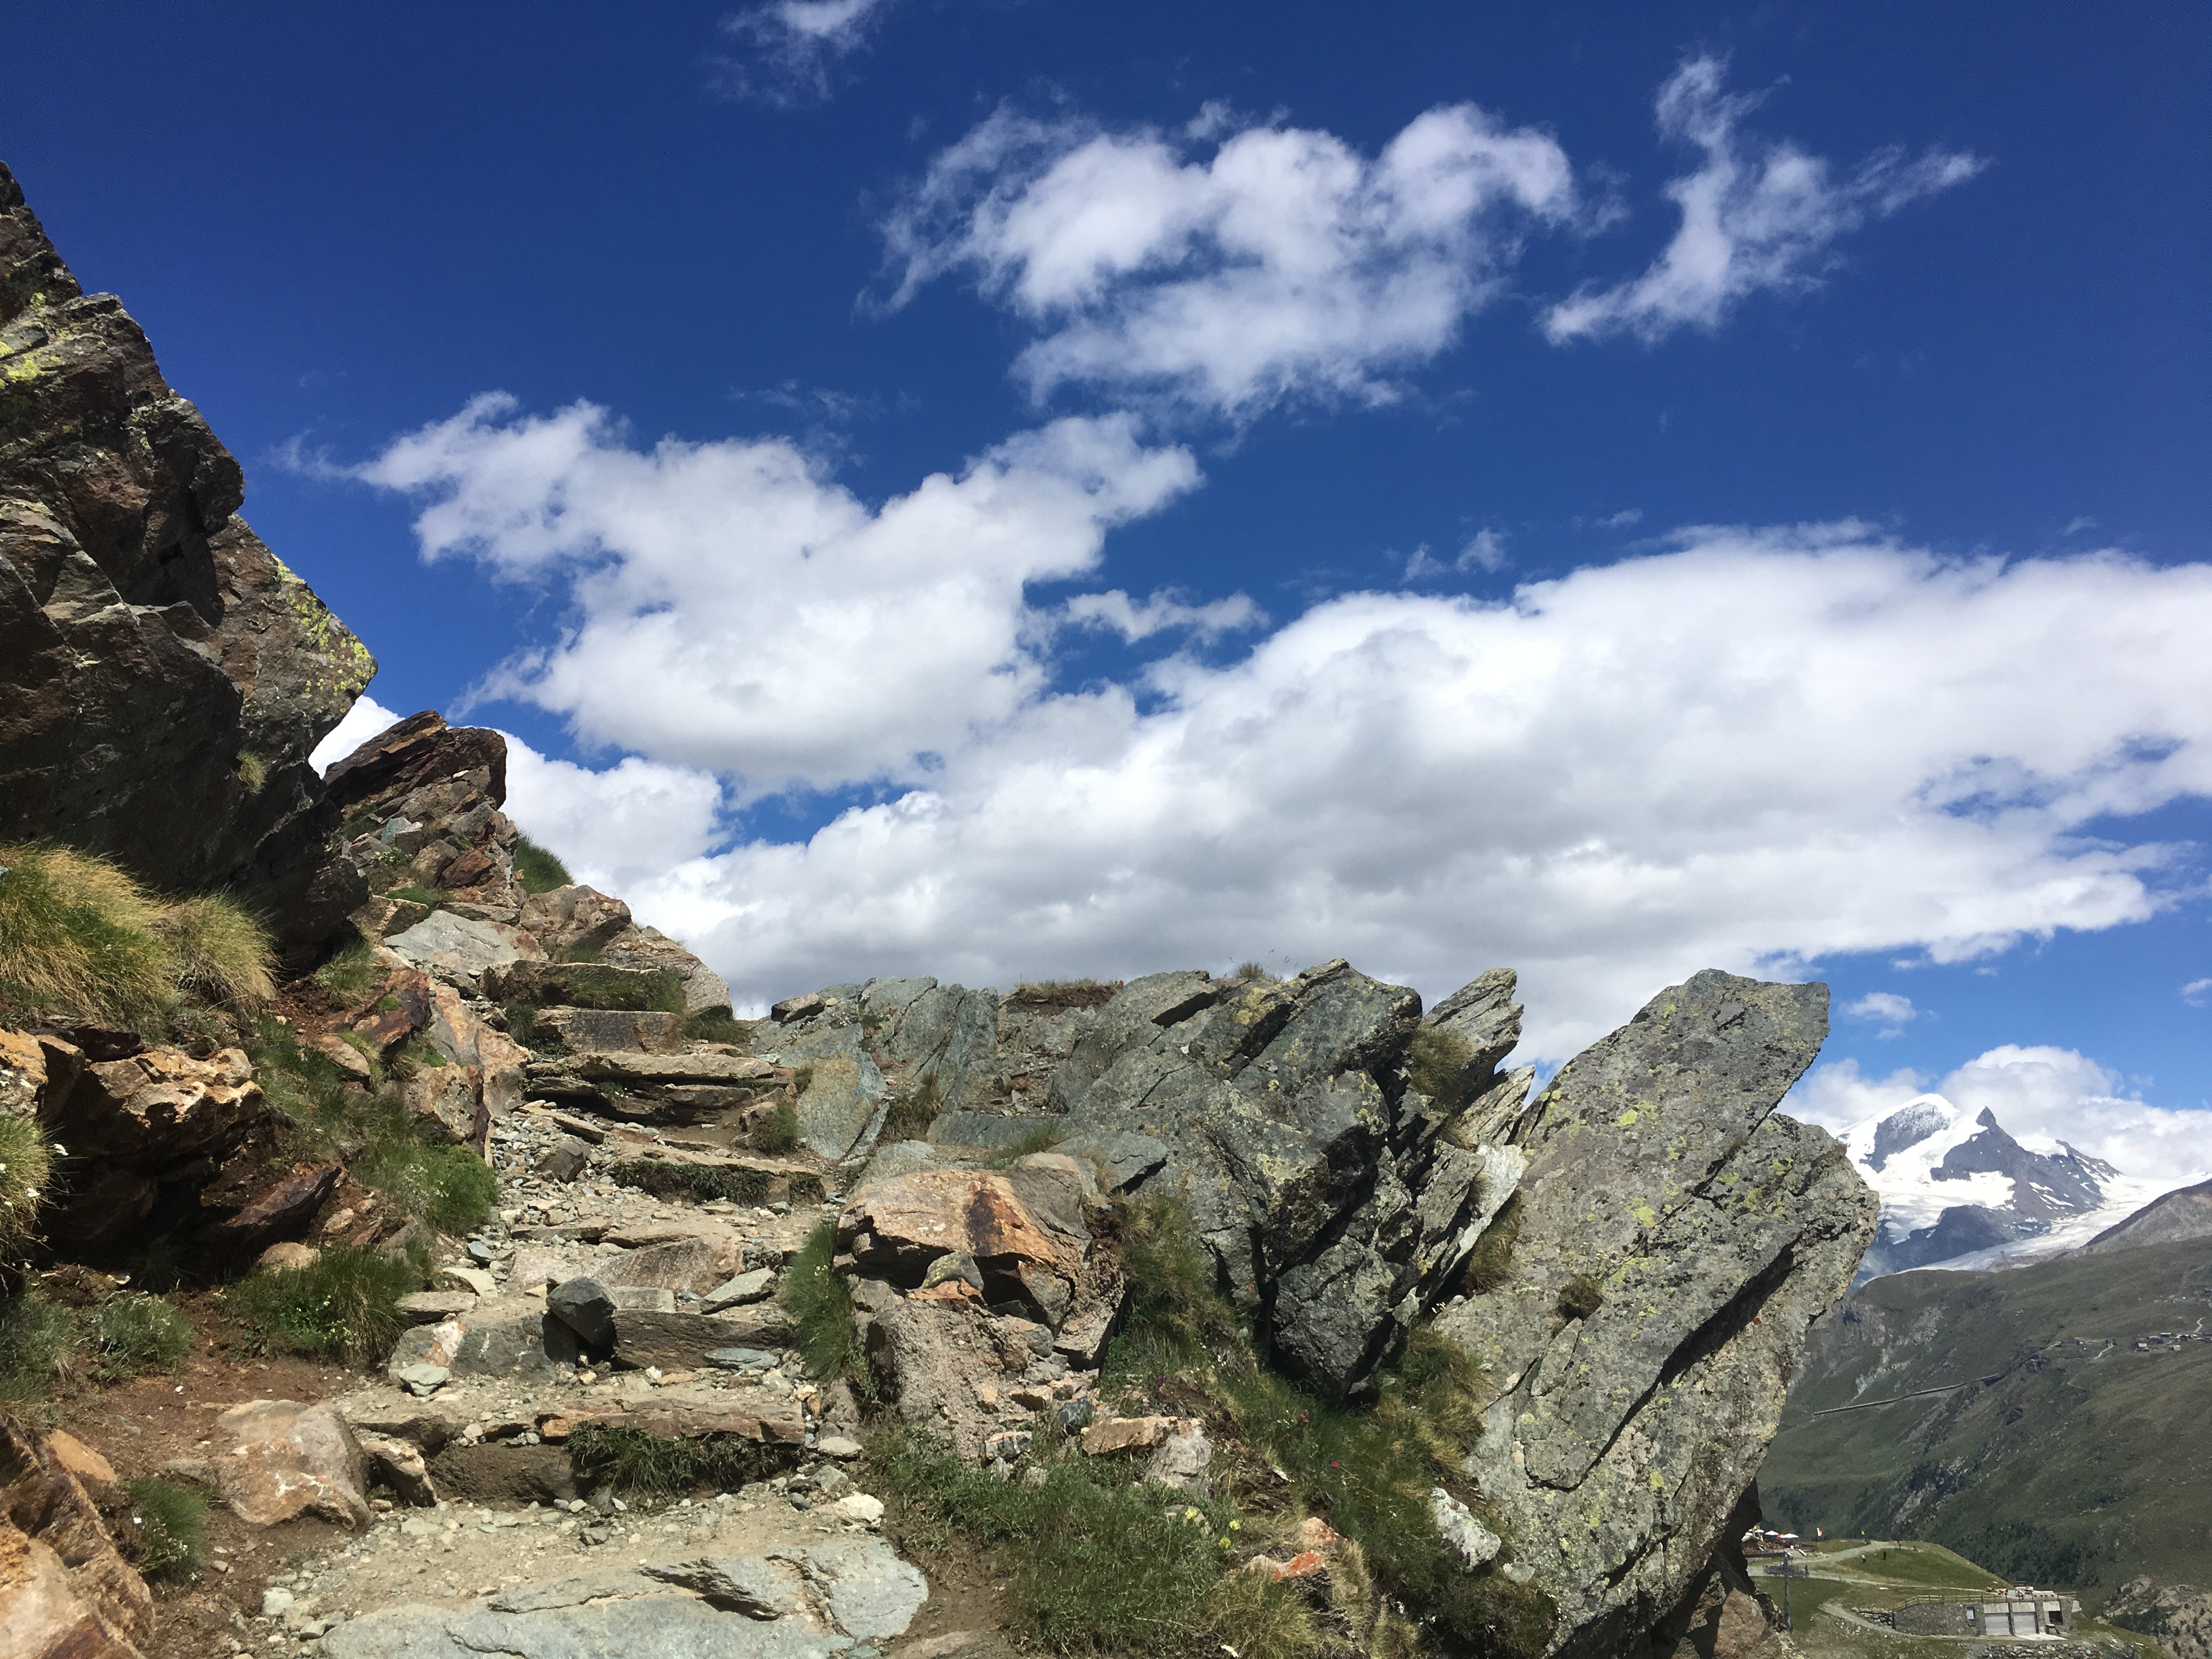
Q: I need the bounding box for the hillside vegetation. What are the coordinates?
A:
[1762,1237,2212,1606]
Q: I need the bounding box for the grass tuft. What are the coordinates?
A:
[756,1102,801,1155]
[234,751,269,794]
[1459,1192,1523,1295]
[877,1072,941,1143]
[314,934,380,1004]
[566,1424,793,1496]
[1101,1195,1556,1659]
[1196,1559,1322,1659]
[1232,961,1279,984]
[92,1293,193,1379]
[609,1160,770,1206]
[226,1246,419,1363]
[1404,1025,1474,1104]
[157,895,276,1009]
[683,1008,749,1043]
[109,1477,207,1581]
[0,842,173,1028]
[0,843,277,1029]
[511,836,572,895]
[784,1220,868,1393]
[873,1426,1245,1654]
[986,1123,1070,1167]
[0,1112,55,1257]
[386,886,450,908]
[247,1020,496,1234]
[0,1289,80,1404]
[1556,1273,1604,1321]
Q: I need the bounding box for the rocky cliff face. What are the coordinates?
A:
[0,160,371,961]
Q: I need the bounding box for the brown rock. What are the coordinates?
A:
[255,1241,320,1274]
[211,1400,370,1527]
[770,993,830,1024]
[1079,1416,1174,1455]
[517,884,633,956]
[839,1169,1079,1320]
[323,709,507,816]
[48,1046,263,1163]
[39,1432,114,1492]
[612,1309,793,1372]
[356,1435,437,1507]
[438,845,496,890]
[0,1414,153,1654]
[0,165,371,966]
[0,1524,145,1659]
[207,1161,341,1246]
[400,1063,488,1154]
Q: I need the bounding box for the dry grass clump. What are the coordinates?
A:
[0,841,274,1029]
[0,1114,54,1259]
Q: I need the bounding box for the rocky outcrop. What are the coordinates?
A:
[211,1399,373,1528]
[0,161,371,962]
[0,1413,153,1659]
[2107,1577,2212,1659]
[842,1158,1120,1460]
[1432,970,1876,1659]
[1046,960,1523,1402]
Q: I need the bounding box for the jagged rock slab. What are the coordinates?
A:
[387,910,545,989]
[0,162,371,961]
[532,1007,685,1053]
[1429,969,1877,1659]
[1045,960,1504,1400]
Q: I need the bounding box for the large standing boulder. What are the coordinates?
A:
[0,162,370,964]
[1430,970,1877,1659]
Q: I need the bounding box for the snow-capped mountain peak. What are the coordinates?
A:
[1839,1094,2159,1281]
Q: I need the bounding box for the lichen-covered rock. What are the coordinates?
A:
[1431,969,1877,1659]
[0,163,369,963]
[1048,960,1515,1401]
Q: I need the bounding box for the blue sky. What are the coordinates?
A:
[8,3,2210,1172]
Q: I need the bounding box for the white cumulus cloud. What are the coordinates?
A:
[356,394,1197,796]
[880,101,1579,418]
[1841,990,1919,1035]
[1543,55,1985,343]
[363,411,2212,1059]
[712,0,894,105]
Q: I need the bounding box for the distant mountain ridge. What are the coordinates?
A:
[1839,1093,2170,1280]
[2080,1176,2212,1255]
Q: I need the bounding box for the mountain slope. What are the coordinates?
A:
[1838,1094,2171,1279]
[1759,1235,2212,1605]
[2080,1176,2212,1255]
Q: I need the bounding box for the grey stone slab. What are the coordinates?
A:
[323,1596,853,1659]
[785,1538,928,1640]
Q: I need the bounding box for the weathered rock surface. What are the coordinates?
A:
[323,1536,923,1659]
[2108,1577,2212,1659]
[1431,969,1876,1659]
[0,162,370,963]
[31,1037,340,1259]
[0,1413,153,1659]
[212,1398,372,1528]
[1048,961,1520,1401]
[387,910,544,990]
